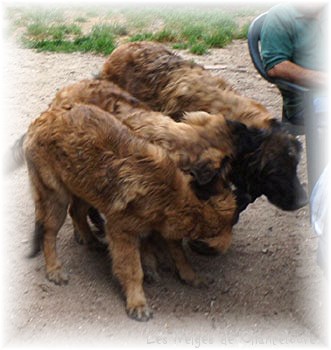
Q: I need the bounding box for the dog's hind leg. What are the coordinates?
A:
[107,223,152,322]
[42,199,69,285]
[27,163,69,285]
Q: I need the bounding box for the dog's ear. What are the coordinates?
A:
[190,159,217,185]
[226,119,267,155]
[191,155,231,186]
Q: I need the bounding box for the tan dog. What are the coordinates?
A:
[51,79,237,196]
[98,42,308,212]
[50,79,242,274]
[23,103,236,321]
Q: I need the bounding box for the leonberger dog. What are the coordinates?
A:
[48,79,276,262]
[22,103,237,321]
[50,79,235,197]
[50,79,275,208]
[98,41,308,213]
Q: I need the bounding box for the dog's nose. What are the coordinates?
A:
[288,184,308,210]
[295,189,309,209]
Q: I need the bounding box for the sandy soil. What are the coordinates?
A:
[2,39,328,348]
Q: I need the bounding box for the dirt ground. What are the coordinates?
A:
[2,38,328,348]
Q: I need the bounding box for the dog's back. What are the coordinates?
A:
[25,104,180,215]
[99,41,276,129]
[51,79,150,115]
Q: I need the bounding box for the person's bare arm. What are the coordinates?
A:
[267,60,327,88]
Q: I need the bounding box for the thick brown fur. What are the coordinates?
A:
[51,79,236,194]
[98,42,308,212]
[24,103,236,321]
[99,41,275,128]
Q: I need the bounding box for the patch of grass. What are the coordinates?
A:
[152,28,177,43]
[26,22,48,37]
[129,32,154,42]
[74,25,116,54]
[203,17,237,48]
[129,28,177,44]
[125,10,239,53]
[181,23,205,42]
[23,24,116,55]
[235,22,250,40]
[171,42,189,50]
[25,23,82,41]
[23,38,76,53]
[148,9,240,53]
[107,23,128,36]
[9,5,266,56]
[189,42,209,55]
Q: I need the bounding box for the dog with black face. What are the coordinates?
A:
[226,120,307,212]
[98,41,308,213]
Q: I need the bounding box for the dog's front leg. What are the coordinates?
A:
[107,225,152,321]
[166,240,206,287]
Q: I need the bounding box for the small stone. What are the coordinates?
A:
[222,286,230,294]
[193,305,200,312]
[262,248,268,254]
[38,283,50,293]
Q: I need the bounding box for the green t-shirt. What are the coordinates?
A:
[260,4,326,123]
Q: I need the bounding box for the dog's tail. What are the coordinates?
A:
[3,133,26,175]
[27,221,45,258]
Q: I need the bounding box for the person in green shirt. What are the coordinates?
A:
[260,3,327,126]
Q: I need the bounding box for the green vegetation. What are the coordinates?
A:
[23,24,116,54]
[26,23,82,40]
[7,5,265,55]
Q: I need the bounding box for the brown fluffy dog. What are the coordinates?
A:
[23,103,236,321]
[98,41,308,212]
[51,79,237,197]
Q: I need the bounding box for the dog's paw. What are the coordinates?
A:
[126,305,153,322]
[73,229,84,245]
[46,269,69,285]
[186,274,210,289]
[195,275,215,288]
[143,269,161,284]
